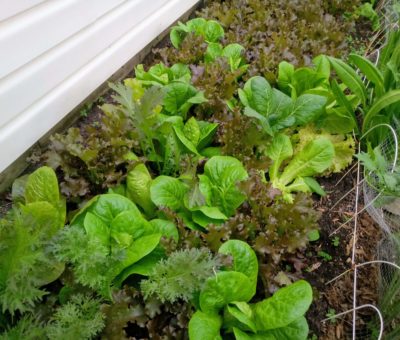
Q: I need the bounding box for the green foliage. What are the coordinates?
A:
[188,240,313,339]
[0,167,65,315]
[170,18,224,49]
[150,156,248,229]
[110,82,210,175]
[0,316,46,340]
[199,156,248,216]
[134,62,191,86]
[277,55,360,134]
[141,248,219,303]
[356,3,380,31]
[239,76,327,134]
[326,34,400,144]
[45,294,105,340]
[357,144,400,201]
[293,126,356,174]
[53,194,171,298]
[267,134,334,202]
[126,163,155,217]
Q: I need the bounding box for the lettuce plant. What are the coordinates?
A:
[53,193,177,298]
[205,42,248,73]
[134,62,191,86]
[238,76,327,135]
[0,167,66,314]
[170,18,224,49]
[199,0,367,80]
[292,126,355,175]
[150,156,248,229]
[267,134,334,202]
[188,240,313,340]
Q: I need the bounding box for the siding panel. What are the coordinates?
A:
[0,0,46,22]
[0,0,167,128]
[0,0,125,78]
[0,0,200,173]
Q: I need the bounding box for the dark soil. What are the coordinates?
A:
[305,165,381,339]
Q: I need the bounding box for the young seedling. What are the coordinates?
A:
[326,308,337,324]
[318,251,333,262]
[332,236,340,247]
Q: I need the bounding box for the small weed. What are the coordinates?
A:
[326,308,337,324]
[332,236,340,247]
[318,251,333,262]
[79,102,93,117]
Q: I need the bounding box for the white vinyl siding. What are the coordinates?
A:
[0,0,200,173]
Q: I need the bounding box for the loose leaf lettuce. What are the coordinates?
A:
[267,136,334,201]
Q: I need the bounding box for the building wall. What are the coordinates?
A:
[0,0,199,173]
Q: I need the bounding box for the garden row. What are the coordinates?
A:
[1,1,399,339]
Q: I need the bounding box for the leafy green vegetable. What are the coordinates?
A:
[293,126,355,174]
[188,240,313,339]
[170,18,224,49]
[141,248,220,303]
[252,280,313,330]
[45,294,105,340]
[200,271,254,314]
[150,176,188,211]
[218,239,258,287]
[54,194,171,298]
[150,156,247,229]
[199,156,248,216]
[267,134,334,201]
[0,167,65,314]
[205,43,248,73]
[134,62,191,86]
[239,76,327,134]
[163,82,207,119]
[126,163,155,216]
[189,311,222,340]
[356,2,380,31]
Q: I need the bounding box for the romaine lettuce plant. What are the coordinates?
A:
[170,18,224,49]
[205,42,248,73]
[188,240,313,340]
[239,76,327,135]
[0,167,66,314]
[150,156,248,229]
[53,193,177,298]
[134,62,191,86]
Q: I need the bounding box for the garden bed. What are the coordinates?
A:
[1,0,399,339]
